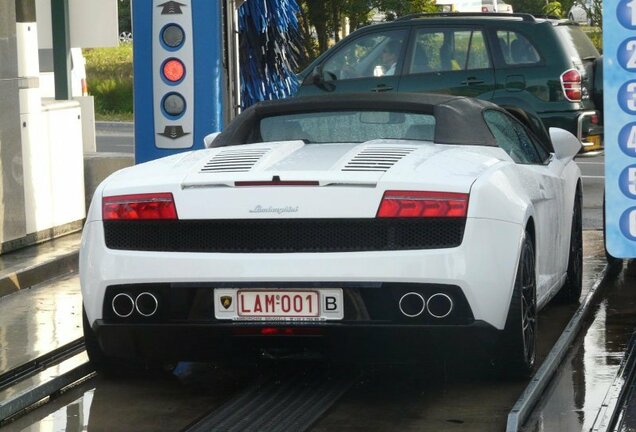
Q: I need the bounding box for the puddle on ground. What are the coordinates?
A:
[523,269,636,432]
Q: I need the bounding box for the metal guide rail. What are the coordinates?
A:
[0,339,92,425]
[184,367,355,432]
[591,331,636,432]
[507,264,610,432]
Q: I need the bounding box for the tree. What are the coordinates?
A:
[507,0,545,14]
[303,0,332,53]
[543,1,563,16]
[298,0,436,61]
[341,0,373,31]
[119,0,131,34]
[374,0,436,20]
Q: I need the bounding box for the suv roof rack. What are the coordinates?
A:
[395,12,536,22]
[531,14,561,20]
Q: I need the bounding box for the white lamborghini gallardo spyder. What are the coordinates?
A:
[81,93,583,377]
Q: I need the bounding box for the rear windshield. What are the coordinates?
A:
[259,111,436,144]
[554,25,600,61]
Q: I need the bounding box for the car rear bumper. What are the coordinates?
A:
[81,217,525,331]
[92,320,500,362]
[540,109,603,152]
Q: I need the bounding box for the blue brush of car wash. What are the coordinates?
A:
[238,0,304,108]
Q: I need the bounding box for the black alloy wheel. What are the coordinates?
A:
[498,234,537,378]
[556,188,583,303]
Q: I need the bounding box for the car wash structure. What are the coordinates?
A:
[132,0,303,163]
[604,0,636,258]
[0,0,117,253]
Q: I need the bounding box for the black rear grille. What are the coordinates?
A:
[103,218,466,253]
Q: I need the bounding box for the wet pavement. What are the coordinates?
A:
[0,230,632,432]
[0,273,82,374]
[524,262,636,431]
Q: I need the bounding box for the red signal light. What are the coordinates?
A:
[377,191,469,218]
[162,59,185,83]
[103,193,178,220]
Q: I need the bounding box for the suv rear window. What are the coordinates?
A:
[554,25,599,61]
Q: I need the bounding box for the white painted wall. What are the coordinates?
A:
[17,21,86,235]
[36,0,118,49]
[43,101,86,228]
[21,101,86,234]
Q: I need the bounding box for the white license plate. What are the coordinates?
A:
[214,288,344,321]
[239,290,318,317]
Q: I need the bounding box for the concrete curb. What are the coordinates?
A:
[95,121,133,133]
[0,250,79,299]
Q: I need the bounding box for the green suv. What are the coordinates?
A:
[297,13,603,153]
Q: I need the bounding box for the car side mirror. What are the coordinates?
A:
[301,65,322,86]
[204,132,221,148]
[305,65,335,92]
[549,127,581,162]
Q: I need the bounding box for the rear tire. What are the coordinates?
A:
[555,187,583,303]
[497,234,537,379]
[83,307,170,377]
[83,306,125,377]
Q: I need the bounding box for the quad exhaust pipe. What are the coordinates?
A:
[398,292,454,319]
[398,292,426,317]
[112,292,159,318]
[112,293,135,318]
[427,293,454,319]
[135,292,159,317]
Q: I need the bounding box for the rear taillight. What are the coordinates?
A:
[103,193,178,220]
[376,191,469,218]
[482,6,488,12]
[561,69,582,102]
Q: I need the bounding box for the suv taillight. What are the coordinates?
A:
[561,69,582,102]
[376,191,469,218]
[103,193,178,220]
[482,6,488,12]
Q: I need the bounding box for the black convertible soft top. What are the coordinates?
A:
[213,93,508,148]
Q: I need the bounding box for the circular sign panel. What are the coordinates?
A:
[620,207,636,240]
[618,0,636,30]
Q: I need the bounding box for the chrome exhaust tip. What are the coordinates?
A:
[112,293,135,318]
[398,292,426,318]
[135,292,159,317]
[427,293,454,319]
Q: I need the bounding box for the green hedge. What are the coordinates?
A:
[84,45,133,120]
